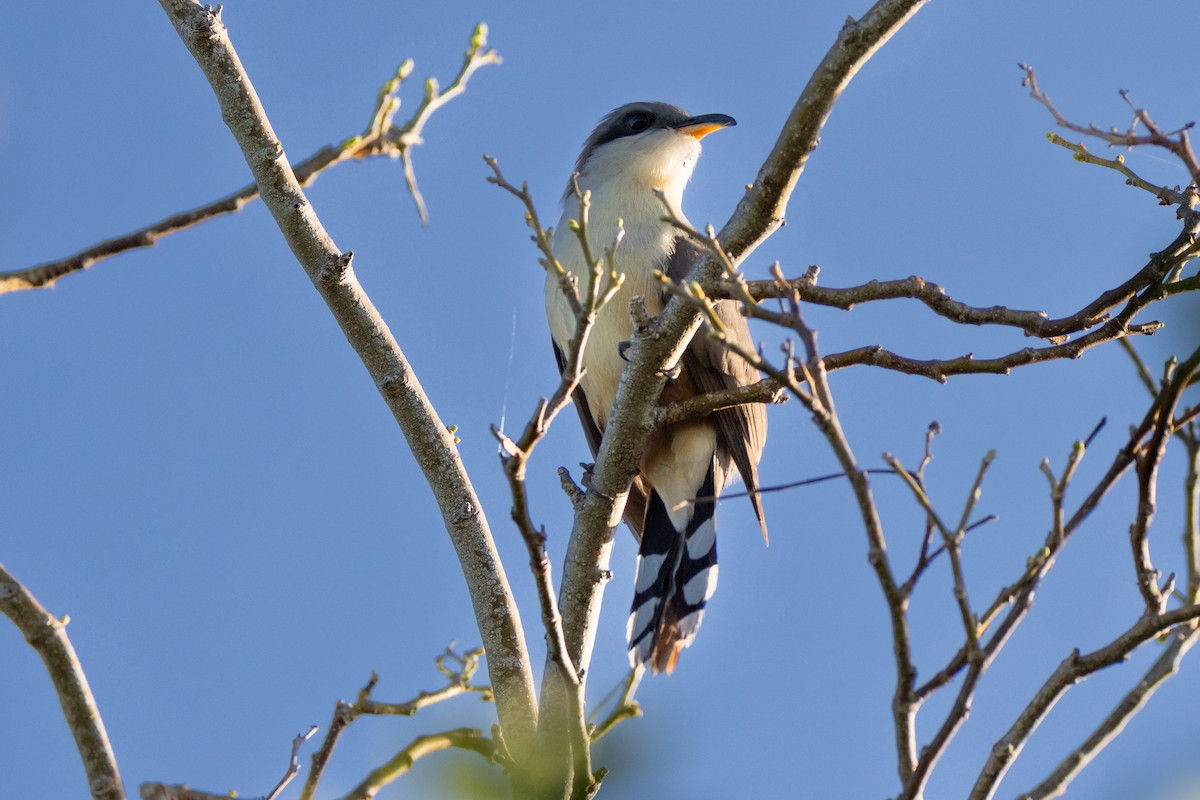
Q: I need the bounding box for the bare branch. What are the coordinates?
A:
[713,270,918,782]
[891,453,997,800]
[140,785,230,799]
[744,204,1199,363]
[485,157,573,297]
[338,728,496,800]
[0,26,499,295]
[952,347,1200,799]
[1182,433,1200,604]
[155,0,537,761]
[302,648,494,800]
[586,669,643,743]
[652,378,786,427]
[1020,64,1200,185]
[913,414,1112,705]
[1130,347,1200,612]
[970,605,1200,800]
[0,564,124,800]
[1014,412,1200,800]
[488,164,631,797]
[1018,623,1200,800]
[1044,132,1196,206]
[263,726,318,800]
[669,194,1199,386]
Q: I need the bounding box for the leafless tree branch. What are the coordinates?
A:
[0,26,499,296]
[1017,622,1200,800]
[264,726,318,800]
[337,728,496,800]
[971,604,1200,800]
[0,564,125,800]
[487,164,632,797]
[1020,63,1200,186]
[301,648,495,800]
[155,0,538,762]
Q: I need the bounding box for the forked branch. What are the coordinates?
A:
[0,25,499,295]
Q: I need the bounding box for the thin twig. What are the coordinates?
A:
[264,726,319,800]
[587,668,643,743]
[970,605,1200,800]
[337,728,496,800]
[301,647,493,800]
[1020,63,1200,185]
[1017,622,1200,800]
[488,162,628,798]
[0,26,500,295]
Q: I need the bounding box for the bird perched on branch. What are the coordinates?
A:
[545,102,767,674]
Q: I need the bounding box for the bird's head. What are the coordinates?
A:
[565,102,736,204]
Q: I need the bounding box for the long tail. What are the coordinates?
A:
[627,463,718,674]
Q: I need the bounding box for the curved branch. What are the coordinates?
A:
[339,728,495,800]
[156,0,537,761]
[0,564,124,800]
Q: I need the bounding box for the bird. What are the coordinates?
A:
[545,102,767,674]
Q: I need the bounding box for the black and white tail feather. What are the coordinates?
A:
[628,463,719,674]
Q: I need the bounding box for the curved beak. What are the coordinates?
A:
[674,113,737,140]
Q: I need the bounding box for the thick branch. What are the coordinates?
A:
[0,564,124,800]
[156,0,537,761]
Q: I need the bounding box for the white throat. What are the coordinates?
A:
[546,129,703,429]
[575,128,702,217]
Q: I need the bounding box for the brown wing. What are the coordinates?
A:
[552,341,648,540]
[665,238,768,540]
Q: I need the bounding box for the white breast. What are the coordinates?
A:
[545,128,702,431]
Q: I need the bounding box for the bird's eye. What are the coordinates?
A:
[624,111,652,132]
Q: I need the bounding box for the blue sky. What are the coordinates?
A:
[3,2,1199,799]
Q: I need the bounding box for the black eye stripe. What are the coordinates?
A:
[589,110,659,150]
